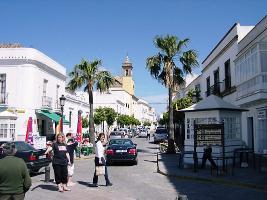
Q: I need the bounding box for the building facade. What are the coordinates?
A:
[0,47,66,141]
[178,16,267,153]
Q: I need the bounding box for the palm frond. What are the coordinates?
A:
[96,71,114,93]
[180,49,198,74]
[173,66,185,86]
[146,54,162,79]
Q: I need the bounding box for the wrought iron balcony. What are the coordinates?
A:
[206,82,222,97]
[0,92,8,106]
[42,96,52,108]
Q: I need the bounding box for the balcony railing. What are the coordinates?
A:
[0,92,8,105]
[206,82,222,97]
[42,96,52,108]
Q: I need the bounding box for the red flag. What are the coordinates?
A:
[76,115,82,142]
[25,117,33,145]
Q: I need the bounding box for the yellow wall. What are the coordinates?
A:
[122,76,134,96]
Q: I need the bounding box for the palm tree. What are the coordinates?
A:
[146,35,198,153]
[67,59,114,146]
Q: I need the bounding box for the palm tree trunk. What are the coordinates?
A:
[167,86,175,154]
[88,87,95,147]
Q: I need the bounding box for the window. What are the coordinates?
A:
[0,124,8,138]
[43,79,48,97]
[0,74,6,104]
[69,111,72,128]
[56,85,60,108]
[235,45,258,84]
[221,117,241,140]
[195,84,200,92]
[206,77,210,96]
[224,59,231,90]
[10,124,15,139]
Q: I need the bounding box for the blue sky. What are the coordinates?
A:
[0,0,266,114]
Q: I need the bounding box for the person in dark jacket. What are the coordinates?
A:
[0,142,31,200]
[201,145,217,169]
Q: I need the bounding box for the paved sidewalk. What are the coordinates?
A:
[157,153,267,191]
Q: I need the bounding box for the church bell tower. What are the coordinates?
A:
[122,56,135,95]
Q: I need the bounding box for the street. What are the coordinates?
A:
[26,137,267,200]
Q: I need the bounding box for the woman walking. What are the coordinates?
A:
[92,133,112,187]
[45,133,71,192]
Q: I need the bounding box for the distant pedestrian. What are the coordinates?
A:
[92,133,112,187]
[147,131,150,141]
[66,133,78,187]
[0,142,31,200]
[201,145,217,169]
[45,133,71,192]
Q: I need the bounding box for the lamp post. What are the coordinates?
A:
[59,95,66,133]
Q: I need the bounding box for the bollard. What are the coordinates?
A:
[44,166,50,182]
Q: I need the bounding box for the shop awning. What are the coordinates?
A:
[36,110,69,124]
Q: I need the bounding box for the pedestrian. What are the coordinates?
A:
[0,142,31,200]
[147,131,150,141]
[45,133,71,192]
[92,133,112,187]
[66,132,78,187]
[201,145,217,169]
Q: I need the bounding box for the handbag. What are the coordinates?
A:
[95,166,105,175]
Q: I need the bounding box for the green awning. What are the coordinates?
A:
[37,110,69,124]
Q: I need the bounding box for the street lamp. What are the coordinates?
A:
[59,95,66,133]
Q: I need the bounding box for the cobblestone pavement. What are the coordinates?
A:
[25,137,267,200]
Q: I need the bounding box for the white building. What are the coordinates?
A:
[0,46,66,141]
[0,47,157,141]
[178,16,267,155]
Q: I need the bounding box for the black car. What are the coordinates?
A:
[0,141,51,173]
[105,138,138,165]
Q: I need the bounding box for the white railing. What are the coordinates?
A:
[236,74,267,100]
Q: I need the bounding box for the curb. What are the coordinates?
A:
[157,169,267,192]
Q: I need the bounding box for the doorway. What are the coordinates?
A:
[247,117,254,150]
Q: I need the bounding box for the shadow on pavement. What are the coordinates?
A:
[157,152,267,200]
[143,159,157,163]
[77,181,90,187]
[31,184,58,191]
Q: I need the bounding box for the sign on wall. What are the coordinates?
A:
[195,124,224,146]
[33,136,46,149]
[257,110,266,120]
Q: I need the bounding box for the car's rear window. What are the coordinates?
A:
[155,129,167,134]
[110,132,122,136]
[15,142,35,151]
[109,139,133,146]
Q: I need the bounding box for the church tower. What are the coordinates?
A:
[122,55,135,95]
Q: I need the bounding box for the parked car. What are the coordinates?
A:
[105,138,138,165]
[109,131,124,140]
[0,141,51,173]
[154,128,168,143]
[138,129,148,138]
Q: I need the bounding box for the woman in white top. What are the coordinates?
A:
[92,133,112,187]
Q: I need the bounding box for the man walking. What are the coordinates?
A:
[0,142,31,200]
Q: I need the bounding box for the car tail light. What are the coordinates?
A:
[128,148,136,155]
[29,154,37,161]
[106,149,114,155]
